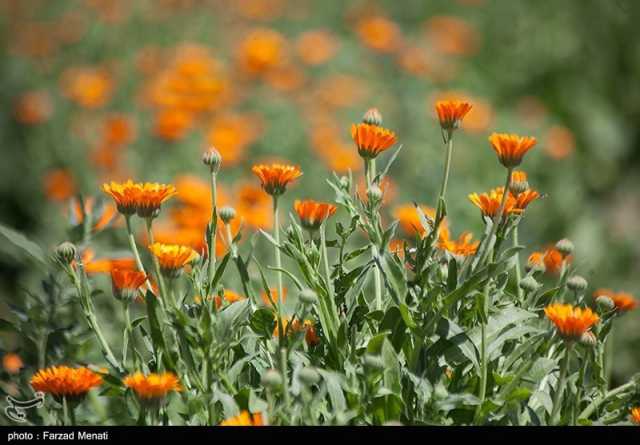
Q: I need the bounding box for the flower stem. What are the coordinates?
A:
[550,343,573,425]
[273,196,285,343]
[124,215,152,292]
[474,282,491,424]
[144,218,169,308]
[122,300,131,367]
[578,379,636,421]
[437,132,454,218]
[320,223,339,340]
[365,158,383,311]
[207,171,218,293]
[513,226,523,301]
[478,168,513,266]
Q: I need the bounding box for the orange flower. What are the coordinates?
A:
[102,180,177,217]
[510,170,529,194]
[438,227,479,257]
[206,113,263,166]
[14,90,53,125]
[3,353,24,374]
[261,288,287,307]
[235,183,273,230]
[356,16,402,53]
[594,289,637,313]
[236,28,286,76]
[252,164,302,196]
[435,100,472,130]
[468,188,518,218]
[527,252,545,271]
[195,290,245,309]
[296,29,339,66]
[489,133,537,168]
[153,108,194,142]
[123,372,181,401]
[545,126,575,160]
[44,169,76,202]
[102,114,135,147]
[111,269,147,301]
[424,16,480,56]
[81,249,137,274]
[351,123,397,159]
[544,303,599,340]
[294,200,337,231]
[513,188,540,211]
[393,204,437,238]
[543,248,565,275]
[31,366,103,399]
[61,67,113,109]
[630,407,640,425]
[148,243,199,277]
[220,410,264,426]
[274,317,320,346]
[71,197,119,233]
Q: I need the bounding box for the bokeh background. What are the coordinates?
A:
[1,0,639,383]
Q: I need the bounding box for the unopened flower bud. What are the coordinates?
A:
[367,185,383,204]
[555,238,574,258]
[261,369,282,389]
[299,288,317,305]
[567,275,588,292]
[595,295,615,311]
[362,108,383,127]
[202,148,222,173]
[55,242,77,265]
[510,179,530,196]
[298,367,321,386]
[363,354,384,371]
[219,206,236,224]
[519,276,540,293]
[580,331,597,348]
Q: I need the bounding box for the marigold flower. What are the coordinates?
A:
[61,67,114,109]
[630,407,640,425]
[102,180,140,215]
[527,251,545,272]
[206,113,263,166]
[468,188,518,218]
[3,353,24,374]
[438,227,479,257]
[294,200,337,231]
[111,269,147,301]
[123,371,181,402]
[220,410,264,426]
[252,164,302,196]
[31,366,103,400]
[81,249,137,274]
[544,303,599,341]
[274,317,320,346]
[424,16,480,56]
[235,183,273,230]
[44,169,76,202]
[510,170,529,195]
[195,290,245,309]
[148,243,199,278]
[153,108,194,141]
[351,123,397,159]
[593,289,637,313]
[236,28,286,76]
[393,204,437,238]
[514,188,540,212]
[296,29,339,66]
[543,248,566,275]
[133,182,178,218]
[435,100,472,131]
[489,133,537,168]
[356,16,402,53]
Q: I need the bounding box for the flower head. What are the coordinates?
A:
[31,366,103,400]
[630,407,640,425]
[435,100,472,131]
[123,371,181,403]
[593,289,637,313]
[111,269,147,301]
[544,303,599,341]
[393,204,437,238]
[220,410,264,426]
[468,188,518,218]
[489,133,537,168]
[148,243,199,278]
[3,353,24,374]
[438,227,479,257]
[102,180,140,215]
[134,182,178,218]
[293,200,337,231]
[510,170,529,195]
[252,164,302,196]
[351,123,397,159]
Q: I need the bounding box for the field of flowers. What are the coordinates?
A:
[1,0,639,427]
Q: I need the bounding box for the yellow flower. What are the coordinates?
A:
[148,243,199,278]
[123,372,181,402]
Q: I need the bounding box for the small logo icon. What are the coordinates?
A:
[4,392,45,423]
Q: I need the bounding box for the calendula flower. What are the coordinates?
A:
[44,169,76,202]
[220,410,264,426]
[274,317,320,346]
[252,164,302,196]
[514,188,540,212]
[3,353,24,374]
[134,182,178,218]
[468,188,518,218]
[435,100,472,131]
[351,122,397,159]
[544,303,599,341]
[195,290,245,309]
[81,249,137,274]
[438,227,479,257]
[111,269,147,301]
[509,170,529,195]
[393,204,437,238]
[630,407,640,425]
[123,372,181,403]
[593,289,638,313]
[489,133,537,168]
[294,200,337,231]
[543,247,566,275]
[102,180,141,215]
[148,243,199,278]
[31,366,103,401]
[526,251,546,272]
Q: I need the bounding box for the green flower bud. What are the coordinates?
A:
[367,185,383,204]
[555,238,574,257]
[519,276,540,293]
[219,206,236,224]
[299,288,318,305]
[202,148,222,173]
[362,108,383,127]
[567,275,588,292]
[298,367,321,386]
[261,369,282,389]
[579,331,597,348]
[595,295,615,311]
[55,242,77,265]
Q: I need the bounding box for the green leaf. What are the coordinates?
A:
[317,369,346,412]
[249,308,275,338]
[367,332,390,355]
[0,223,46,266]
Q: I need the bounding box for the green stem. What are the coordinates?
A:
[365,158,383,311]
[280,348,290,418]
[122,301,131,368]
[273,196,285,343]
[437,132,454,215]
[578,379,636,421]
[478,168,513,267]
[145,218,169,308]
[474,282,491,424]
[550,343,573,425]
[207,172,218,293]
[125,215,153,292]
[514,226,523,301]
[319,223,339,340]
